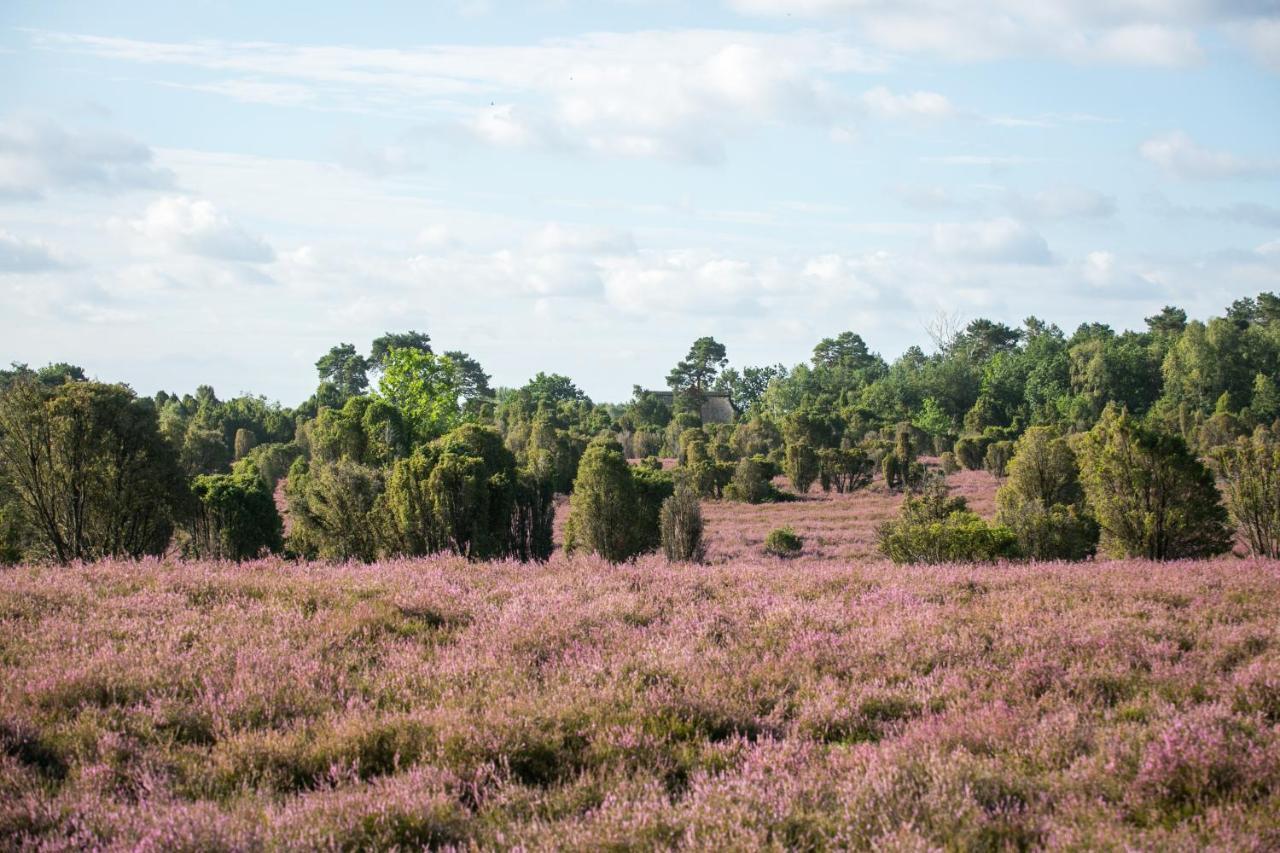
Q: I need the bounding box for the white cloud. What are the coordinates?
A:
[0,116,173,199]
[1140,130,1280,180]
[119,196,275,263]
[860,86,955,120]
[1230,17,1280,72]
[1006,186,1116,220]
[1080,249,1166,297]
[931,218,1052,265]
[723,1,1272,67]
[32,29,878,163]
[0,230,69,272]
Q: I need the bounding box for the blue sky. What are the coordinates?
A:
[1,1,1278,404]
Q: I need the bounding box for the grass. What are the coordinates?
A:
[1,470,1278,849]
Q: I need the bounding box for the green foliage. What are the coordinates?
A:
[953,436,987,471]
[877,476,1017,565]
[563,436,654,562]
[1075,405,1232,560]
[0,379,188,563]
[631,464,675,552]
[818,446,874,493]
[764,526,803,558]
[1212,428,1280,558]
[315,343,370,403]
[783,441,820,495]
[660,483,705,563]
[939,451,959,474]
[881,451,900,490]
[667,337,728,395]
[983,440,1015,478]
[374,348,463,445]
[285,458,385,562]
[186,467,284,560]
[233,427,256,461]
[725,455,775,504]
[382,424,528,560]
[996,427,1098,561]
[232,442,303,490]
[369,330,432,368]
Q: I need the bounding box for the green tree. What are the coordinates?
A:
[186,467,284,560]
[0,379,188,563]
[443,350,493,413]
[563,436,652,562]
[1075,405,1231,560]
[667,337,728,396]
[995,427,1098,560]
[877,474,1016,564]
[375,348,463,444]
[284,457,384,562]
[1212,428,1280,558]
[370,330,432,368]
[784,441,819,495]
[315,343,370,402]
[382,424,532,560]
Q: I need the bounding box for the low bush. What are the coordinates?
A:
[877,475,1016,564]
[939,452,959,474]
[764,526,803,558]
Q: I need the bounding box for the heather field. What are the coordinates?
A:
[3,478,1280,851]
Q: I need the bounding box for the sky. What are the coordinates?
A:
[1,1,1278,405]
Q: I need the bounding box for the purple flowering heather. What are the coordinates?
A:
[1,474,1278,849]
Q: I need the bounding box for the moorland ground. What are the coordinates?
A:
[2,471,1279,850]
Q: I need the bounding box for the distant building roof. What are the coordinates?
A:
[645,389,734,423]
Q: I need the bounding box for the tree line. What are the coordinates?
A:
[1,292,1278,566]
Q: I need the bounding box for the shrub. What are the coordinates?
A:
[564,435,655,562]
[660,484,705,563]
[1212,427,1280,557]
[881,451,900,489]
[953,435,987,471]
[877,475,1017,564]
[725,455,775,504]
[233,427,257,461]
[764,526,803,558]
[939,452,959,474]
[1075,404,1231,560]
[983,440,1015,478]
[631,463,675,553]
[996,427,1098,561]
[186,467,284,560]
[383,424,529,560]
[784,441,820,494]
[818,447,874,493]
[285,458,385,562]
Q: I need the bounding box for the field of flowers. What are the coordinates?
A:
[3,474,1279,850]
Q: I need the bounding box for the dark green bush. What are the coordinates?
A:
[784,441,820,494]
[725,455,775,504]
[953,435,988,471]
[186,466,284,560]
[564,435,663,562]
[939,452,959,474]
